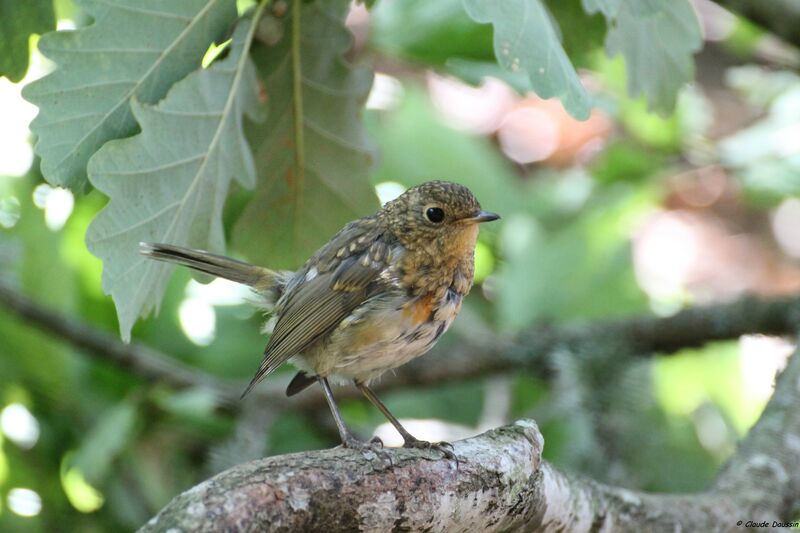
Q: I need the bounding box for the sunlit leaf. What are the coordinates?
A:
[0,0,55,82]
[726,65,800,108]
[233,0,378,270]
[86,18,263,341]
[584,0,701,114]
[22,0,237,192]
[654,342,760,434]
[461,0,591,120]
[719,86,800,203]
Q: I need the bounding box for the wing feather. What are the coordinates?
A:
[241,228,395,397]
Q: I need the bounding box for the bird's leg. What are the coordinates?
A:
[318,377,385,452]
[355,380,458,462]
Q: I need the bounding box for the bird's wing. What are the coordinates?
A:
[241,224,396,396]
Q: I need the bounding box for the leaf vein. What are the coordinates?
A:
[52,0,221,173]
[102,153,207,176]
[94,0,194,21]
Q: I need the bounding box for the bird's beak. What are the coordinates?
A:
[464,211,501,224]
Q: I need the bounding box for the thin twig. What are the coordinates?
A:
[0,280,243,406]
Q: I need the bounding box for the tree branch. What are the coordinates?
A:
[714,331,800,521]
[287,293,800,410]
[6,279,799,528]
[408,293,800,382]
[0,280,244,406]
[2,278,799,412]
[143,340,800,532]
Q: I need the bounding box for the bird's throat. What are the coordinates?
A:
[400,225,478,297]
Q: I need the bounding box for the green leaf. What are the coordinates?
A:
[445,58,532,94]
[71,399,139,485]
[544,0,605,69]
[461,0,591,120]
[22,0,237,192]
[0,0,55,82]
[581,0,621,18]
[233,0,378,270]
[589,140,664,184]
[584,0,702,114]
[371,0,494,67]
[86,18,263,341]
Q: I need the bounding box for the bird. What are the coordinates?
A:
[140,180,499,459]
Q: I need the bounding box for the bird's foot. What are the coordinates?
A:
[403,437,459,464]
[339,435,393,466]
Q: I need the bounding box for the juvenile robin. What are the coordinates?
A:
[140,180,499,459]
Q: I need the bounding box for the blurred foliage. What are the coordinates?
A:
[0,0,799,530]
[371,0,494,66]
[720,67,800,204]
[0,0,54,82]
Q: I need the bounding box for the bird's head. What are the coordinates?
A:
[380,181,499,260]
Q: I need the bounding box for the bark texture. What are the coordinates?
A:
[142,341,800,532]
[141,420,546,532]
[5,281,800,530]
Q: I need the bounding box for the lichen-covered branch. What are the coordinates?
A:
[135,422,750,533]
[141,420,545,532]
[142,341,800,532]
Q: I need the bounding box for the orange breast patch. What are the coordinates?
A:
[403,292,436,326]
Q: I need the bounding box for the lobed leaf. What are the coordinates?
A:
[544,0,606,69]
[22,0,237,192]
[584,0,702,114]
[0,0,55,82]
[461,0,591,120]
[233,0,378,270]
[85,19,263,341]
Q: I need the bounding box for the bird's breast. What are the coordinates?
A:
[402,291,436,326]
[318,288,464,382]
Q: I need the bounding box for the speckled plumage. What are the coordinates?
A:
[141,180,498,455]
[249,181,487,393]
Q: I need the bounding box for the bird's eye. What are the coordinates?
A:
[425,206,445,223]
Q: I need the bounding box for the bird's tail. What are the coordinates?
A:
[139,242,278,290]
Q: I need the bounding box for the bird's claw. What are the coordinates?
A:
[403,438,460,464]
[339,435,393,466]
